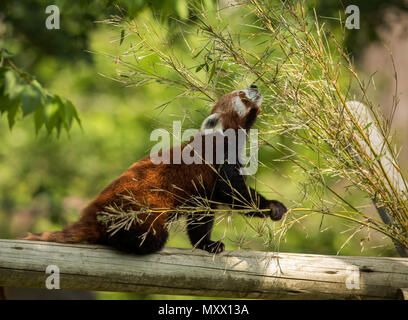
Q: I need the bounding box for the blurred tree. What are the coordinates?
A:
[0,49,81,135]
[315,0,408,57]
[0,0,214,134]
[0,0,214,67]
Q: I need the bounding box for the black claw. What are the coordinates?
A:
[201,240,225,254]
[268,200,288,221]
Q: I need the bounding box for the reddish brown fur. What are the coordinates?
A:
[211,91,261,130]
[23,137,217,244]
[23,89,262,252]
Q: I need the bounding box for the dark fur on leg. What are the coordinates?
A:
[105,228,168,254]
[265,199,287,220]
[186,212,225,254]
[214,163,287,221]
[239,191,287,221]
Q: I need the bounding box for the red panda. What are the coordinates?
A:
[23,85,287,254]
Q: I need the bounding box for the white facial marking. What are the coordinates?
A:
[233,88,263,110]
[200,113,224,134]
[232,95,249,117]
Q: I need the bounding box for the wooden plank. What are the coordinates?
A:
[0,239,407,299]
[397,288,408,300]
[0,287,6,300]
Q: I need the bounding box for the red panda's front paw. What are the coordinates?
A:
[200,240,225,254]
[266,200,287,221]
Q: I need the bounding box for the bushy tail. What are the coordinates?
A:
[22,212,101,244]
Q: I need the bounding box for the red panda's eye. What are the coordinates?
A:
[239,91,249,102]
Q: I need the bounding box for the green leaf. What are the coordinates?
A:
[203,0,214,11]
[31,79,44,91]
[195,64,205,72]
[120,29,125,45]
[192,41,210,59]
[0,94,8,114]
[175,0,189,19]
[6,98,20,129]
[0,62,80,135]
[363,122,373,130]
[68,100,81,126]
[44,97,60,133]
[0,67,8,88]
[4,70,23,100]
[33,105,44,134]
[0,48,14,59]
[61,100,73,130]
[208,62,216,83]
[20,85,43,116]
[0,87,13,114]
[56,121,62,137]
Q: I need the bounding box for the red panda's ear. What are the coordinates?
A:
[200,113,223,134]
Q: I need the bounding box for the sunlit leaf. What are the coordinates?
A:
[0,48,14,59]
[33,105,44,134]
[6,97,19,129]
[120,29,125,45]
[4,70,23,100]
[208,62,216,83]
[0,63,81,136]
[44,97,60,133]
[175,0,189,19]
[20,85,43,116]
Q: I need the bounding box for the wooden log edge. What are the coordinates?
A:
[0,239,407,299]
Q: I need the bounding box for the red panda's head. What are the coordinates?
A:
[201,85,263,133]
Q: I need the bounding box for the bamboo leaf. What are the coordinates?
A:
[120,29,125,45]
[208,62,216,83]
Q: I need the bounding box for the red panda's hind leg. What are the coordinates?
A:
[105,227,169,254]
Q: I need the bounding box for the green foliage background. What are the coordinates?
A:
[0,0,404,299]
